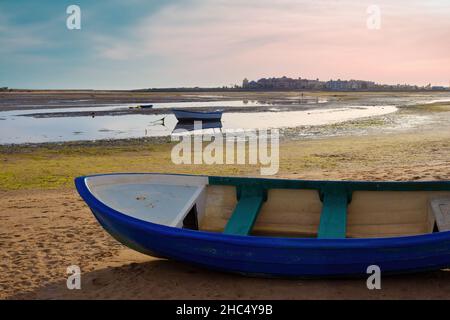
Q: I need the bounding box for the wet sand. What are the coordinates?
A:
[1,90,317,111]
[2,90,450,112]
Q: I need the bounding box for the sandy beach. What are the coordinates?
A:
[2,186,450,300]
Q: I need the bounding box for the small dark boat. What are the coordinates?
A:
[75,173,450,278]
[139,104,153,109]
[172,109,222,122]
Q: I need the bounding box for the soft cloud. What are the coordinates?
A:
[0,13,44,54]
[1,0,450,88]
[92,0,450,87]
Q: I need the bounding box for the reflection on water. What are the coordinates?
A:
[13,100,276,116]
[0,105,397,144]
[153,100,272,109]
[173,121,223,133]
[222,106,398,130]
[12,98,329,118]
[0,113,176,144]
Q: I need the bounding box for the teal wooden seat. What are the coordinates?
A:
[318,189,349,239]
[223,186,266,236]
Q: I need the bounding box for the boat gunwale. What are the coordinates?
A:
[74,173,450,250]
[171,109,223,115]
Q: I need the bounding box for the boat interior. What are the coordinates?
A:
[85,174,450,239]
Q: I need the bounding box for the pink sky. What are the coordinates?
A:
[96,0,450,87]
[2,0,449,89]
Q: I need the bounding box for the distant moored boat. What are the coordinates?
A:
[172,109,223,122]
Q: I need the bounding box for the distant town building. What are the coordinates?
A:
[325,79,376,90]
[242,76,375,91]
[241,76,448,91]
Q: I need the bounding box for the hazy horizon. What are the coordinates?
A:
[1,0,449,90]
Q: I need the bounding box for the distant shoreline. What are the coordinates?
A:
[2,89,450,112]
[2,88,450,93]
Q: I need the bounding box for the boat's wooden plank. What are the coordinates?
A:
[348,191,439,224]
[200,187,450,238]
[224,194,265,236]
[318,189,348,239]
[201,188,321,236]
[347,222,429,238]
[430,198,450,231]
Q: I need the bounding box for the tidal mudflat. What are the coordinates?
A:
[1,90,450,144]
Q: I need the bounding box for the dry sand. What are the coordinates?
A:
[1,164,450,300]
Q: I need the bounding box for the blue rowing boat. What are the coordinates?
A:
[172,109,223,122]
[75,173,450,278]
